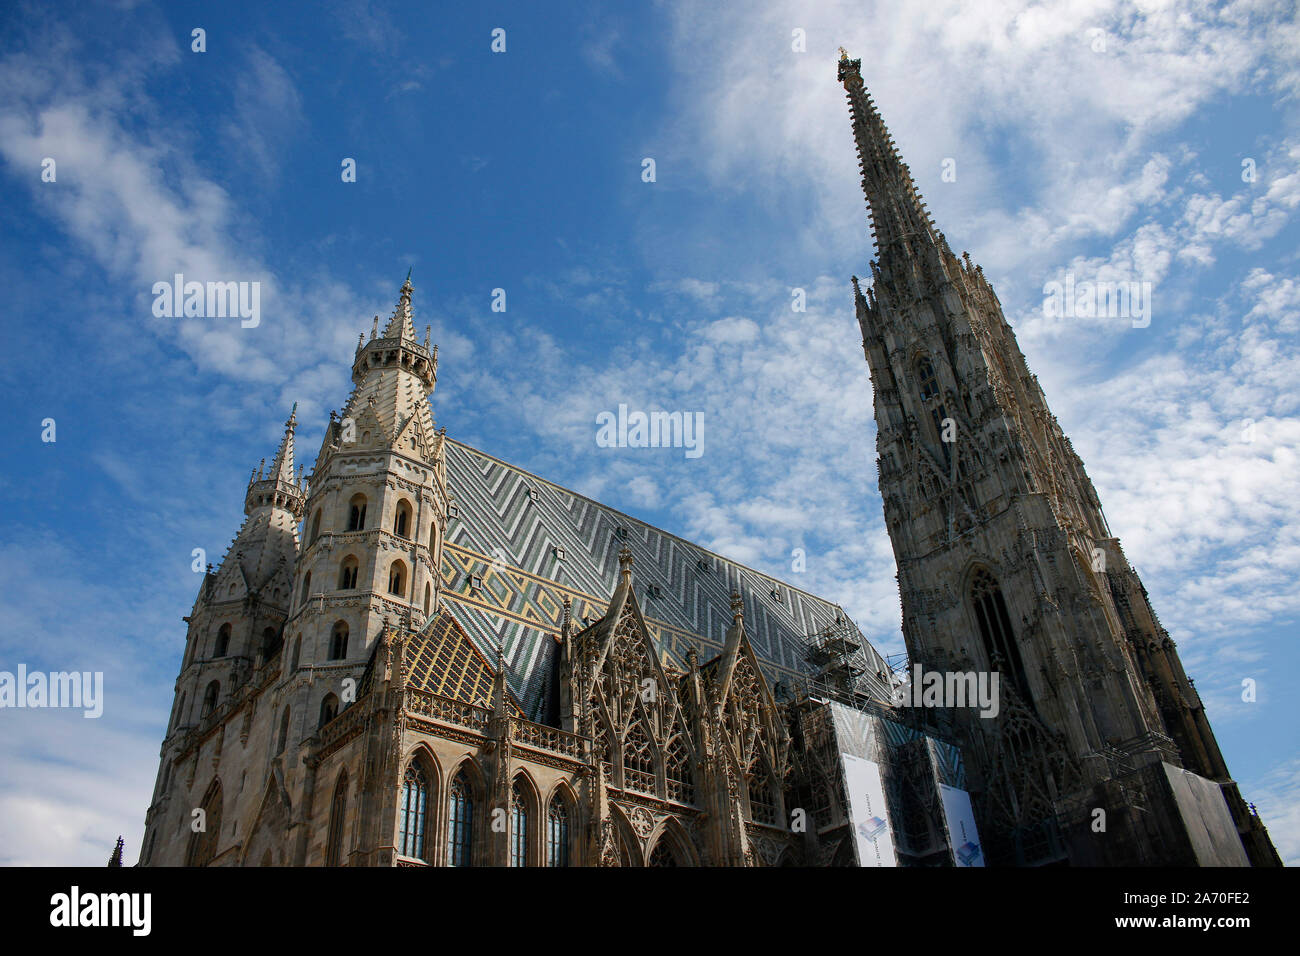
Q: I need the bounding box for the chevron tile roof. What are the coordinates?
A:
[434,439,893,721]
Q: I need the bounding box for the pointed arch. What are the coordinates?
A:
[398,744,443,863]
[444,756,486,867]
[605,801,644,867]
[318,692,339,728]
[394,498,413,539]
[347,494,367,531]
[214,622,231,658]
[388,559,408,599]
[544,782,578,867]
[968,565,1030,695]
[645,815,699,867]
[241,774,292,867]
[200,680,220,719]
[185,777,223,867]
[664,732,695,805]
[329,620,349,660]
[622,717,657,795]
[509,771,541,867]
[325,770,349,866]
[337,554,360,590]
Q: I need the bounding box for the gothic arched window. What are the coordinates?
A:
[916,356,939,401]
[200,680,220,719]
[399,763,429,861]
[347,495,367,531]
[547,796,570,867]
[748,772,778,826]
[290,636,301,671]
[423,582,432,616]
[394,500,412,539]
[329,621,349,660]
[665,735,695,804]
[388,561,407,599]
[214,623,231,658]
[260,626,279,663]
[338,555,360,590]
[300,571,312,606]
[447,771,474,867]
[970,568,1030,695]
[308,509,321,545]
[325,772,348,867]
[623,721,656,795]
[318,693,339,729]
[510,780,530,867]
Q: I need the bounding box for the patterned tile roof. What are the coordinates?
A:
[434,439,892,720]
[405,611,520,714]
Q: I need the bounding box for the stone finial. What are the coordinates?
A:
[424,325,431,349]
[730,591,744,625]
[618,546,633,581]
[371,315,379,340]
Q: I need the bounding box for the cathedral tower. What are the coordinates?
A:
[837,51,1279,866]
[282,273,447,759]
[140,408,306,865]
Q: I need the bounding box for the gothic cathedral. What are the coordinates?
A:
[138,54,1279,868]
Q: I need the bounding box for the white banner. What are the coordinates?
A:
[840,753,897,867]
[939,784,984,867]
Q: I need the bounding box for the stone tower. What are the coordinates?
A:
[139,277,449,867]
[140,407,306,865]
[837,51,1279,866]
[278,275,447,784]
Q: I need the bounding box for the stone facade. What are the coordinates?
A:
[137,54,1279,868]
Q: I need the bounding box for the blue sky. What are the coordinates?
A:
[0,0,1297,866]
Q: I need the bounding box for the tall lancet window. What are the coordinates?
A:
[970,568,1030,696]
[915,355,950,464]
[447,772,473,867]
[547,796,570,867]
[398,764,428,861]
[325,772,348,867]
[509,780,530,867]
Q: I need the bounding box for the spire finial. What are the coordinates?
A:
[618,546,633,581]
[730,591,744,624]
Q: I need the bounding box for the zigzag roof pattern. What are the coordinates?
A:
[433,439,892,721]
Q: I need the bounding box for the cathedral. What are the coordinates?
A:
[138,53,1280,868]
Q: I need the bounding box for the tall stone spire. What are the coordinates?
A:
[837,50,939,256]
[837,52,1279,867]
